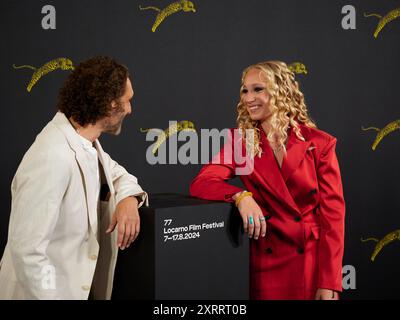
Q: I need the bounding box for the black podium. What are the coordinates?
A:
[112,193,249,300]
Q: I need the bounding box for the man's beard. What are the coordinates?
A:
[103,105,126,135]
[104,120,123,135]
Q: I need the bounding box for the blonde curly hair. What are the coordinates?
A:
[236,60,316,158]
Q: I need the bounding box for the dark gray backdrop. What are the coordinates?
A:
[1,0,399,299]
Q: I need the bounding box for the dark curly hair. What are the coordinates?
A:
[57,56,129,126]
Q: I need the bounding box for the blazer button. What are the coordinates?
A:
[82,285,91,291]
[297,248,304,254]
[265,248,273,254]
[90,254,98,260]
[310,189,317,195]
[294,216,301,222]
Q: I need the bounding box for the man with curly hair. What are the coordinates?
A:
[0,56,148,300]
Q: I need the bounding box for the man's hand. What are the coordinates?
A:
[106,196,140,250]
[315,288,339,300]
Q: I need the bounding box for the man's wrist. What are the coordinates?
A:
[119,196,139,205]
[130,195,139,204]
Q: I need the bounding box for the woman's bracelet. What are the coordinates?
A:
[235,191,253,207]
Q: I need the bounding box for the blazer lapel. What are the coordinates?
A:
[51,112,99,237]
[281,128,312,182]
[254,128,301,214]
[74,151,99,236]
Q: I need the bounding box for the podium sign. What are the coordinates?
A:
[112,194,249,300]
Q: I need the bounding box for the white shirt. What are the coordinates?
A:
[77,134,101,214]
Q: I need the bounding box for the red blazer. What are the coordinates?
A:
[190,125,345,299]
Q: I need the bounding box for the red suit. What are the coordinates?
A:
[190,125,345,300]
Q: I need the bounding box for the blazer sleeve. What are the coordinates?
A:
[190,129,244,202]
[8,147,71,299]
[316,138,346,292]
[102,151,148,208]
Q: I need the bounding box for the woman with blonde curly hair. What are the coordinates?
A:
[190,61,345,300]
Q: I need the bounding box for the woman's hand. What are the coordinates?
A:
[233,192,267,240]
[315,288,339,300]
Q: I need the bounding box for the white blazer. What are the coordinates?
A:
[0,112,148,300]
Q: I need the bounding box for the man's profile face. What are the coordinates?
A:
[103,77,134,135]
